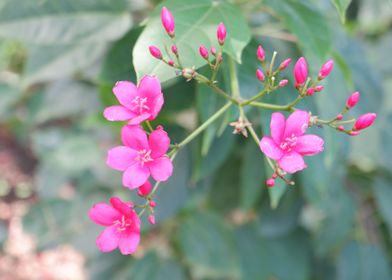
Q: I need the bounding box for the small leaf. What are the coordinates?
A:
[331,0,352,23]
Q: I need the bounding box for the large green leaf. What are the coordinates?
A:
[133,0,251,83]
[373,175,392,233]
[0,0,132,44]
[177,211,240,279]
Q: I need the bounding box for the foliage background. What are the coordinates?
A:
[0,0,391,279]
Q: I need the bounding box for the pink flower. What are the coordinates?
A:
[346,91,360,108]
[353,113,377,131]
[217,23,227,45]
[259,110,324,174]
[293,57,308,86]
[89,197,140,255]
[161,7,175,37]
[107,125,173,189]
[318,59,334,79]
[104,75,164,125]
[257,45,265,61]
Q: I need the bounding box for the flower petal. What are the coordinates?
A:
[106,146,137,171]
[118,232,140,255]
[295,135,324,156]
[121,125,149,150]
[148,93,164,120]
[259,136,283,160]
[278,151,307,174]
[284,110,309,138]
[96,226,120,252]
[270,112,286,144]
[103,106,135,121]
[88,203,121,226]
[138,75,161,98]
[128,112,151,125]
[113,81,138,108]
[149,127,170,158]
[123,163,150,189]
[148,156,173,182]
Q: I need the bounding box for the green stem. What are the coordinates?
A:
[195,73,239,104]
[146,121,154,132]
[241,88,269,106]
[248,101,292,111]
[269,51,277,76]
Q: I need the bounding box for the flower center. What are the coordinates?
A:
[280,134,297,152]
[135,149,153,166]
[131,96,150,114]
[113,215,132,232]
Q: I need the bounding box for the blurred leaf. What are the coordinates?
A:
[331,0,352,23]
[125,252,186,280]
[177,211,240,279]
[337,241,391,280]
[240,141,265,210]
[0,82,22,119]
[264,0,331,61]
[133,0,251,83]
[267,175,288,209]
[373,175,392,233]
[236,225,311,280]
[0,0,132,44]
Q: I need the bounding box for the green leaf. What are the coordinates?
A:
[240,141,265,210]
[177,211,240,279]
[374,175,392,233]
[0,82,23,119]
[264,0,331,61]
[337,241,391,280]
[133,0,251,83]
[0,0,132,44]
[331,0,352,23]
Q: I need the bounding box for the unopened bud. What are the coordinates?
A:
[336,114,343,120]
[318,59,334,80]
[306,87,315,96]
[257,45,265,61]
[279,79,288,87]
[171,44,178,54]
[353,113,377,131]
[210,46,217,56]
[217,23,227,45]
[199,45,209,59]
[346,91,360,109]
[256,69,265,81]
[337,125,345,131]
[279,58,291,70]
[293,57,308,85]
[168,60,174,66]
[161,7,175,37]
[148,215,156,225]
[149,200,156,208]
[137,181,152,197]
[266,178,275,187]
[149,46,162,59]
[314,85,324,92]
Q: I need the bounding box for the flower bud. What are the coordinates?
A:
[148,215,156,225]
[149,46,162,59]
[318,59,334,79]
[182,68,195,80]
[161,7,175,37]
[293,57,308,86]
[349,131,360,136]
[217,22,227,46]
[199,45,209,59]
[314,85,324,92]
[346,91,360,109]
[353,113,377,131]
[266,178,275,187]
[257,45,265,61]
[336,114,343,120]
[279,79,288,87]
[337,125,345,131]
[306,87,315,96]
[168,60,174,66]
[279,58,291,70]
[137,181,152,197]
[256,69,265,81]
[149,200,156,208]
[171,44,178,55]
[210,46,217,56]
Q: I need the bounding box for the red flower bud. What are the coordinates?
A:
[210,46,217,56]
[171,44,177,54]
[349,131,360,136]
[149,200,156,208]
[336,114,343,120]
[199,45,209,59]
[266,178,275,187]
[315,85,324,92]
[279,58,291,70]
[149,46,162,59]
[257,45,265,61]
[353,113,377,131]
[256,69,265,81]
[161,7,175,37]
[318,59,334,79]
[293,57,308,85]
[148,215,156,225]
[137,181,152,197]
[217,22,227,46]
[279,79,288,87]
[306,88,315,96]
[346,91,360,109]
[168,60,174,66]
[337,125,345,131]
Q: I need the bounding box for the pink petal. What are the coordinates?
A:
[259,136,283,160]
[106,146,137,171]
[278,151,307,174]
[138,75,162,98]
[121,125,149,150]
[294,135,324,156]
[148,156,173,182]
[118,232,140,255]
[96,226,120,252]
[103,106,135,121]
[284,110,309,138]
[148,93,164,120]
[128,112,151,125]
[113,81,138,108]
[149,127,170,158]
[88,203,121,226]
[270,112,285,144]
[123,163,150,189]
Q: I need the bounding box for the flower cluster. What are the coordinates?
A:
[89,6,377,256]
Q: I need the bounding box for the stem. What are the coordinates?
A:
[241,88,269,106]
[248,101,292,111]
[269,51,277,76]
[195,73,239,104]
[146,121,154,132]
